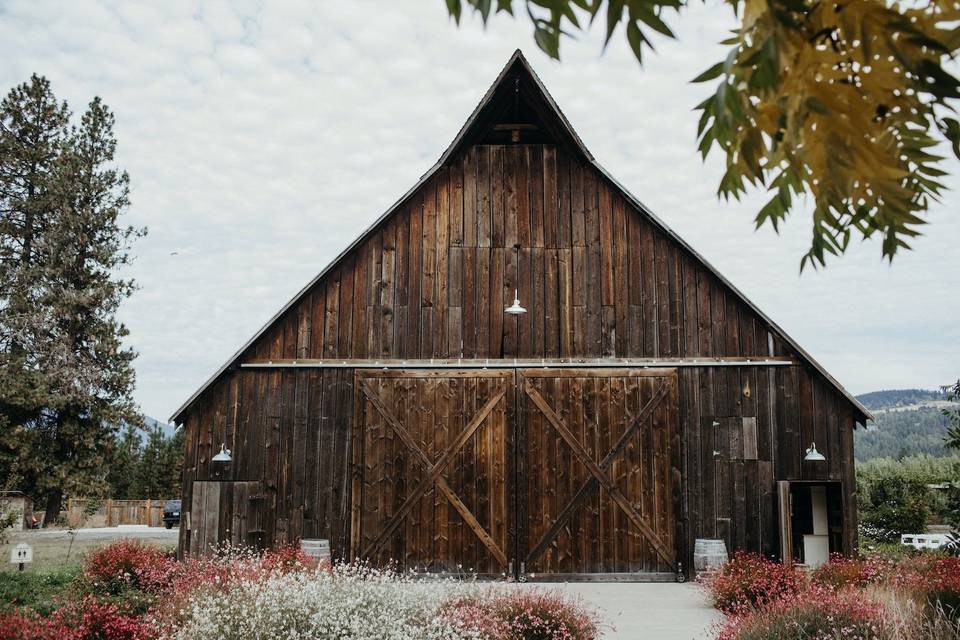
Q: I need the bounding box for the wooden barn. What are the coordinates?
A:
[172,51,871,581]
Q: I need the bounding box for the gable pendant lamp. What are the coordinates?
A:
[505,289,527,315]
[805,442,826,462]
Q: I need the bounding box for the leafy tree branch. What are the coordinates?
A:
[445,0,960,269]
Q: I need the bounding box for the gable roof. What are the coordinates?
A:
[171,50,871,424]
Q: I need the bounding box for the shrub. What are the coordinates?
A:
[0,566,80,615]
[811,554,893,590]
[715,587,893,640]
[701,552,806,614]
[860,536,921,563]
[442,589,603,639]
[162,563,479,640]
[0,610,56,640]
[889,556,960,621]
[859,474,931,542]
[0,598,155,640]
[258,543,320,573]
[48,597,156,640]
[80,539,178,597]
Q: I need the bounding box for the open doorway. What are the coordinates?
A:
[778,481,844,567]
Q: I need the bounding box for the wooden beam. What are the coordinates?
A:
[242,357,795,370]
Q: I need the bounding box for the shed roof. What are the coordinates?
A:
[171,50,872,424]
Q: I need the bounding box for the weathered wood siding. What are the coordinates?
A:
[178,143,859,572]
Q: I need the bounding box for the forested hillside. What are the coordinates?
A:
[858,389,947,411]
[854,389,957,462]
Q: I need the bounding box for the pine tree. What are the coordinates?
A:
[131,426,166,499]
[0,76,69,496]
[161,427,185,499]
[0,76,143,522]
[105,424,141,500]
[36,96,143,521]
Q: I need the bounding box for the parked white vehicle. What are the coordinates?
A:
[900,533,951,550]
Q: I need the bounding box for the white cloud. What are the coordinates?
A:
[2,0,957,420]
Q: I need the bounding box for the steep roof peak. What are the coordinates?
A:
[435,49,592,164]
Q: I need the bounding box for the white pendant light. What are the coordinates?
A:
[804,442,825,462]
[505,289,527,315]
[212,443,232,463]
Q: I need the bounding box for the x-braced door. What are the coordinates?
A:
[517,368,678,578]
[350,370,514,576]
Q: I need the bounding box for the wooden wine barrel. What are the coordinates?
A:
[693,538,728,575]
[300,538,331,563]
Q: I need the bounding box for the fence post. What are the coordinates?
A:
[107,499,113,527]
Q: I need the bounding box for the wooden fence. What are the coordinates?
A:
[66,498,168,528]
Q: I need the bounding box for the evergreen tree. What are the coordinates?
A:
[0,76,143,522]
[944,381,960,450]
[33,96,142,522]
[131,426,166,499]
[161,427,185,499]
[105,424,140,500]
[0,76,69,496]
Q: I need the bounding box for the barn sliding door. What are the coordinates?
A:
[350,370,514,576]
[517,368,678,579]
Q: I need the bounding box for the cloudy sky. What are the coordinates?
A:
[2,1,957,422]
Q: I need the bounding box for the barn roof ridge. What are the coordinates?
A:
[170,49,871,424]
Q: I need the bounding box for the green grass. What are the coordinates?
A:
[1,530,177,573]
[0,565,80,615]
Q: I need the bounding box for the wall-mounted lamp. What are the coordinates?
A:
[211,443,231,480]
[505,289,527,315]
[804,442,826,462]
[212,443,232,463]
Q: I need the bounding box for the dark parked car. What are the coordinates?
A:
[163,499,181,529]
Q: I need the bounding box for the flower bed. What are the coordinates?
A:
[1,540,603,640]
[703,552,960,640]
[701,551,806,614]
[715,586,892,640]
[442,589,603,640]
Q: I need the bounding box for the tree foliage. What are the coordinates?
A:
[444,0,960,269]
[855,455,954,540]
[105,425,183,500]
[0,75,143,521]
[855,406,953,461]
[944,380,960,450]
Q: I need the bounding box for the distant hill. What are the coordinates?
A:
[142,415,177,439]
[115,416,177,448]
[857,388,948,411]
[854,388,957,461]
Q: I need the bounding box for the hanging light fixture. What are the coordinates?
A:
[505,289,527,315]
[805,442,826,462]
[212,443,232,463]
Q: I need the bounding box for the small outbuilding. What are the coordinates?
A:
[0,491,33,531]
[172,51,871,580]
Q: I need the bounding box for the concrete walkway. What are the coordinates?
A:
[518,582,722,639]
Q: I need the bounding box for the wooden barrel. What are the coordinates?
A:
[300,538,331,563]
[693,538,728,575]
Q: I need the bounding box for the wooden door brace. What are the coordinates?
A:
[523,379,675,568]
[359,379,508,567]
